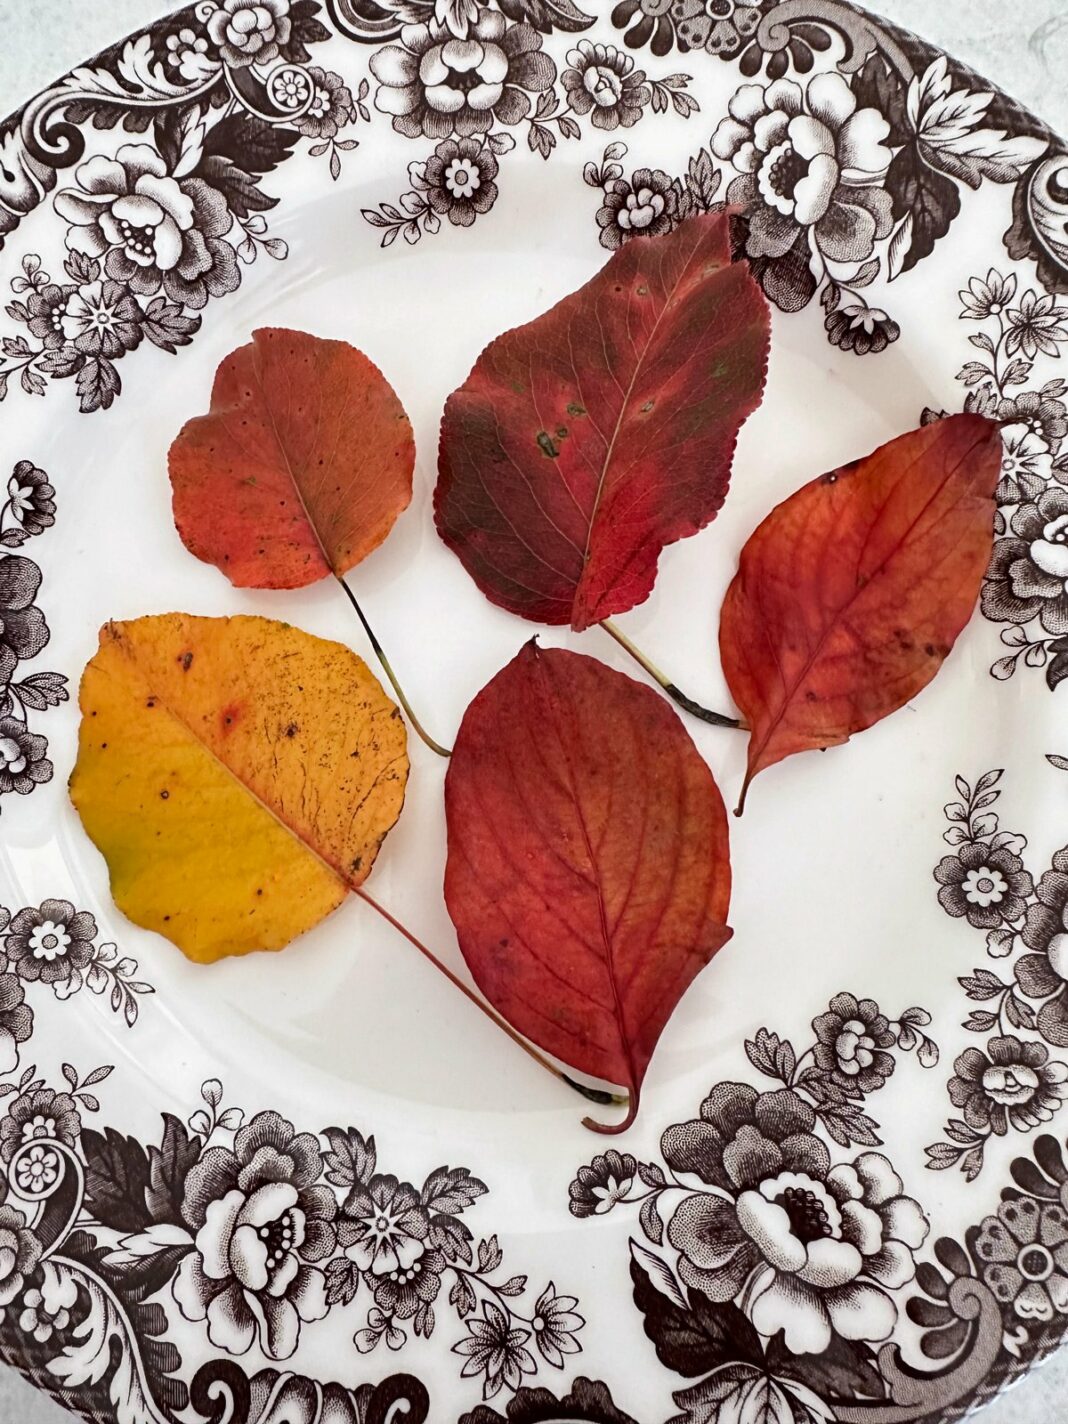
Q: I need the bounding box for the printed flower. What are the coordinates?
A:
[453,1299,536,1399]
[824,303,899,355]
[529,1282,583,1367]
[0,1207,41,1310]
[1015,847,1068,1046]
[54,144,239,310]
[339,1173,428,1274]
[4,900,97,986]
[58,280,144,359]
[996,422,1054,504]
[13,1143,61,1196]
[415,137,498,227]
[0,721,52,800]
[0,974,33,1077]
[24,283,75,350]
[596,168,677,249]
[0,555,48,683]
[983,488,1068,636]
[164,26,217,81]
[370,10,554,140]
[206,0,292,68]
[173,1109,336,1360]
[662,1084,927,1353]
[1005,289,1068,360]
[713,74,892,271]
[960,269,1017,321]
[975,1196,1068,1321]
[568,1149,637,1216]
[561,41,649,131]
[948,1036,1068,1134]
[935,842,1034,928]
[812,993,896,1095]
[999,391,1068,448]
[18,1261,78,1344]
[607,0,675,58]
[668,0,762,58]
[0,1088,81,1164]
[371,1245,445,1320]
[5,463,55,536]
[296,68,354,139]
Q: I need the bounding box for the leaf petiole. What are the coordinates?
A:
[336,576,452,758]
[355,887,628,1112]
[600,619,744,731]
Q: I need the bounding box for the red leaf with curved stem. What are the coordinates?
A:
[435,213,770,631]
[720,414,1003,812]
[169,326,414,588]
[444,642,732,1132]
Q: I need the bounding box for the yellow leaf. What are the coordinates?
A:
[69,613,409,963]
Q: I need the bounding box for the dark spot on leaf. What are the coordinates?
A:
[160,790,169,800]
[351,857,362,871]
[637,285,648,296]
[556,426,568,440]
[804,690,817,702]
[566,402,586,417]
[640,399,655,414]
[285,723,299,738]
[146,699,155,709]
[179,651,193,671]
[536,431,559,459]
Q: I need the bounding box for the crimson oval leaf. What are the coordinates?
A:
[720,414,1003,811]
[169,327,414,589]
[444,642,732,1132]
[436,213,769,631]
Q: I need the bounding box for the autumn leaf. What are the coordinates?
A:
[435,212,770,632]
[169,327,414,589]
[720,414,1003,812]
[443,642,732,1131]
[69,614,408,962]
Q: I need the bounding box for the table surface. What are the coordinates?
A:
[2,2,1067,1421]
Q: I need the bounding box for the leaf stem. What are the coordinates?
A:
[336,576,451,758]
[600,619,744,731]
[355,887,626,1110]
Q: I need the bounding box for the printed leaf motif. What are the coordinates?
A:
[436,213,770,631]
[720,415,1003,811]
[444,643,732,1130]
[169,328,414,590]
[69,614,409,962]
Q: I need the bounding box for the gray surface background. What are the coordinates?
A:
[0,2,1066,1420]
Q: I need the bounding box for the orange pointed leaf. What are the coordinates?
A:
[169,327,414,589]
[720,414,1003,811]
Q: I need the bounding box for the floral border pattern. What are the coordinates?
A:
[3,0,1068,1421]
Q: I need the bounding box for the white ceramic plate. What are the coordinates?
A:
[2,2,1068,1420]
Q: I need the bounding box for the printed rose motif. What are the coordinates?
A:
[935,842,1034,929]
[13,1142,61,1196]
[0,1207,41,1313]
[529,1283,583,1367]
[713,74,892,285]
[24,284,74,351]
[561,42,649,131]
[414,138,499,227]
[453,1299,536,1398]
[164,26,217,81]
[670,0,761,58]
[0,555,48,683]
[0,974,33,1076]
[4,900,97,986]
[996,422,1054,504]
[960,269,1017,322]
[59,280,144,359]
[206,0,292,68]
[371,10,554,140]
[173,1109,336,1360]
[596,167,676,249]
[0,720,51,800]
[824,303,899,355]
[999,391,1068,448]
[567,1149,637,1216]
[983,489,1068,637]
[339,1173,428,1275]
[296,68,355,140]
[5,463,55,537]
[948,1036,1068,1135]
[0,1088,81,1164]
[372,1243,445,1320]
[54,145,239,311]
[18,1260,78,1344]
[1015,848,1068,1046]
[812,993,895,1095]
[1005,290,1068,360]
[975,1195,1068,1321]
[662,1084,927,1353]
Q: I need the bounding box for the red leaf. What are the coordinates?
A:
[720,414,1003,812]
[444,642,732,1131]
[169,327,414,589]
[436,214,769,631]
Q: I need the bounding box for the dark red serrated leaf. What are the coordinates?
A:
[719,414,1002,812]
[444,642,732,1132]
[436,213,770,631]
[169,327,414,589]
